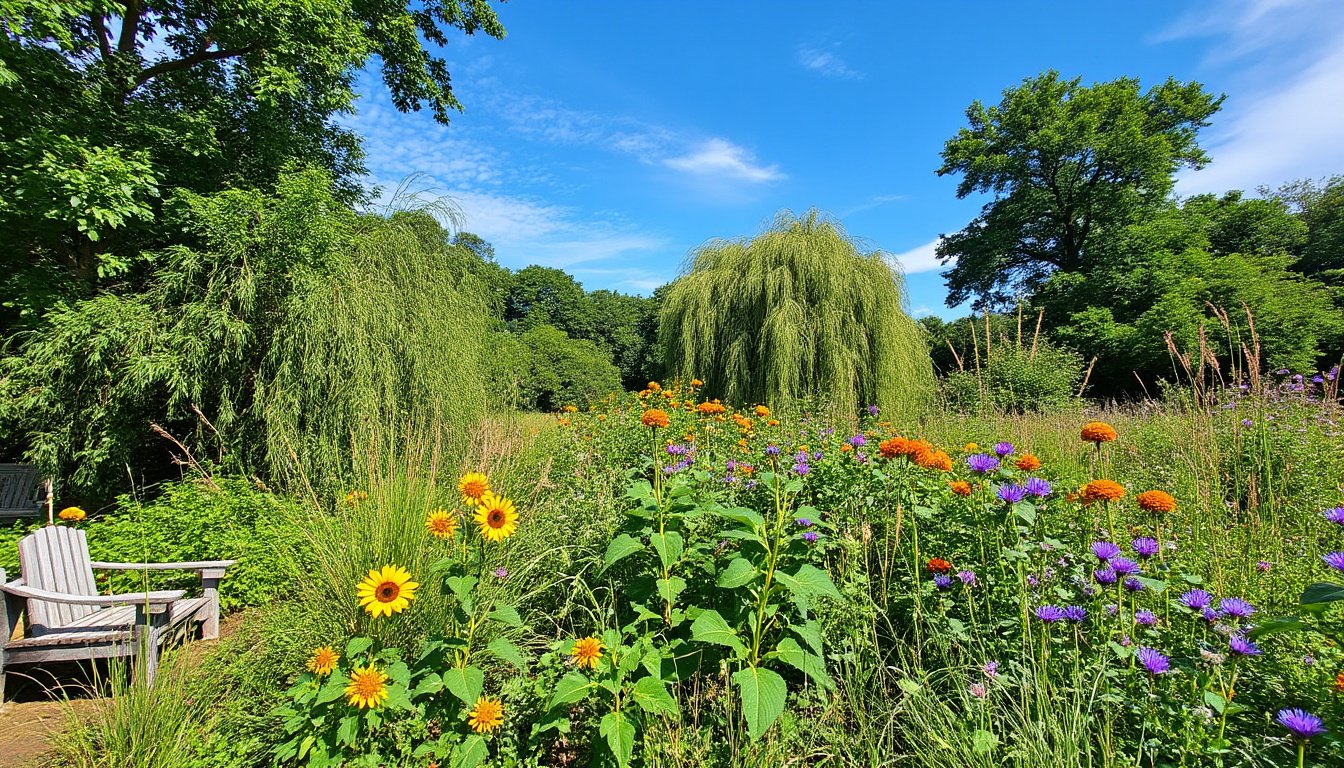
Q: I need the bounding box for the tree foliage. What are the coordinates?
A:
[659,210,934,420]
[937,72,1223,307]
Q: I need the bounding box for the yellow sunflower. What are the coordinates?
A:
[58,506,86,522]
[571,636,604,670]
[467,696,505,733]
[474,492,519,543]
[458,472,491,505]
[307,646,340,676]
[425,509,458,540]
[345,665,389,708]
[356,565,418,618]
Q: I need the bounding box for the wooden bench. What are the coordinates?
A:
[0,464,45,519]
[0,526,234,696]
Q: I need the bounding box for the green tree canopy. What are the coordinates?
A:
[504,265,594,338]
[659,210,934,420]
[936,71,1223,307]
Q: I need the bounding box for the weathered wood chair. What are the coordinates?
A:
[0,464,45,519]
[0,526,234,696]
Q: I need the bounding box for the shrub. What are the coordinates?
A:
[942,340,1083,414]
[516,324,622,411]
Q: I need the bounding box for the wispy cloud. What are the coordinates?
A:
[839,194,908,218]
[1163,0,1344,194]
[797,45,862,80]
[887,238,947,274]
[663,139,785,183]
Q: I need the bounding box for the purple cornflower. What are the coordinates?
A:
[1323,507,1344,525]
[1090,541,1121,562]
[1026,574,1039,587]
[1135,647,1171,675]
[765,445,780,457]
[1219,597,1255,619]
[966,454,1000,473]
[993,441,1014,457]
[796,518,813,527]
[1228,635,1262,656]
[1277,708,1328,741]
[1322,552,1344,572]
[957,570,977,587]
[1256,560,1272,573]
[811,451,824,462]
[1240,418,1253,427]
[981,661,999,678]
[1104,603,1119,617]
[867,404,880,417]
[794,450,808,463]
[1093,567,1118,585]
[1110,557,1140,576]
[792,462,810,476]
[997,484,1027,504]
[1035,605,1066,623]
[1024,477,1052,498]
[666,443,690,456]
[1064,606,1087,622]
[849,434,867,447]
[802,530,819,543]
[1131,537,1159,558]
[1179,589,1213,611]
[493,567,509,580]
[1124,578,1145,592]
[1202,607,1218,623]
[1135,609,1157,626]
[933,574,955,590]
[968,682,987,699]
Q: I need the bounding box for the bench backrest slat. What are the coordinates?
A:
[18,526,98,632]
[0,464,42,512]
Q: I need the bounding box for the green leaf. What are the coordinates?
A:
[412,672,443,697]
[690,609,747,659]
[336,715,358,746]
[548,671,594,710]
[656,576,687,605]
[792,620,824,655]
[651,531,684,568]
[717,557,758,588]
[452,735,488,768]
[1249,616,1304,639]
[344,636,372,658]
[489,604,523,628]
[769,637,833,690]
[316,674,348,704]
[971,729,999,754]
[1301,582,1344,606]
[1013,502,1036,526]
[777,564,840,600]
[715,506,765,528]
[1203,690,1226,715]
[630,675,679,717]
[602,534,644,572]
[1134,576,1167,594]
[896,679,922,696]
[600,711,637,767]
[442,666,484,706]
[485,637,528,671]
[732,666,787,741]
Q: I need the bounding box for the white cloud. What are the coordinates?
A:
[663,139,785,183]
[797,45,862,80]
[887,238,947,274]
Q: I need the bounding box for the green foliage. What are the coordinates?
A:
[587,289,660,389]
[506,266,594,338]
[659,209,934,421]
[937,71,1223,307]
[942,340,1083,414]
[0,169,491,496]
[515,324,623,411]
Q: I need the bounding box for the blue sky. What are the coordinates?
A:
[346,0,1344,319]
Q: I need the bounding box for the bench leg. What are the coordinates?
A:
[201,575,222,640]
[133,605,170,688]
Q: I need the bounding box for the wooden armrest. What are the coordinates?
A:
[2,580,184,606]
[90,560,236,574]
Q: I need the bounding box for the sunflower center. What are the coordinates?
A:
[376,581,400,602]
[354,672,383,697]
[488,508,505,527]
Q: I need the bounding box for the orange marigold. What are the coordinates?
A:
[1136,490,1177,513]
[690,378,704,387]
[641,409,670,429]
[1081,421,1118,444]
[1332,672,1344,694]
[754,405,770,417]
[949,480,972,497]
[1014,453,1042,472]
[697,401,726,416]
[1081,479,1126,504]
[927,558,953,574]
[914,446,953,472]
[878,437,905,459]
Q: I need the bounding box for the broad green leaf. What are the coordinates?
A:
[548,671,594,710]
[777,564,840,600]
[1203,690,1226,715]
[485,637,528,670]
[657,576,687,605]
[412,672,443,697]
[769,637,833,690]
[971,729,999,754]
[792,620,824,655]
[452,735,488,768]
[896,679,922,695]
[336,714,358,746]
[1249,616,1303,639]
[690,609,747,659]
[732,666,787,741]
[443,575,478,602]
[1301,582,1344,606]
[651,531,684,568]
[490,604,523,628]
[630,675,679,716]
[717,557,758,588]
[1013,502,1036,526]
[600,711,637,767]
[344,636,372,658]
[602,534,644,572]
[316,674,348,704]
[1134,576,1167,594]
[442,666,484,706]
[715,506,765,528]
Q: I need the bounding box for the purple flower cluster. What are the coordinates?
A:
[993,441,1015,457]
[1277,708,1328,741]
[1034,605,1066,623]
[996,484,1027,504]
[1090,541,1121,561]
[1024,477,1052,498]
[1136,647,1170,675]
[1131,537,1159,558]
[965,453,1000,474]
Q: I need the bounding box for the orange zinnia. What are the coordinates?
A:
[1136,490,1177,513]
[927,558,953,574]
[1014,454,1041,472]
[949,480,972,497]
[1081,479,1125,504]
[914,446,953,472]
[1081,421,1118,444]
[641,409,670,429]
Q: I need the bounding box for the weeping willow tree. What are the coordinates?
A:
[659,210,934,420]
[0,169,490,496]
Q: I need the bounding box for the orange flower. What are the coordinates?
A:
[1136,490,1177,513]
[949,480,972,497]
[1014,454,1041,472]
[648,381,662,392]
[754,405,770,417]
[690,378,704,387]
[1332,672,1344,693]
[1081,479,1125,504]
[697,401,726,416]
[1081,421,1118,444]
[913,446,952,472]
[840,444,853,453]
[641,409,670,429]
[927,558,953,574]
[767,419,779,427]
